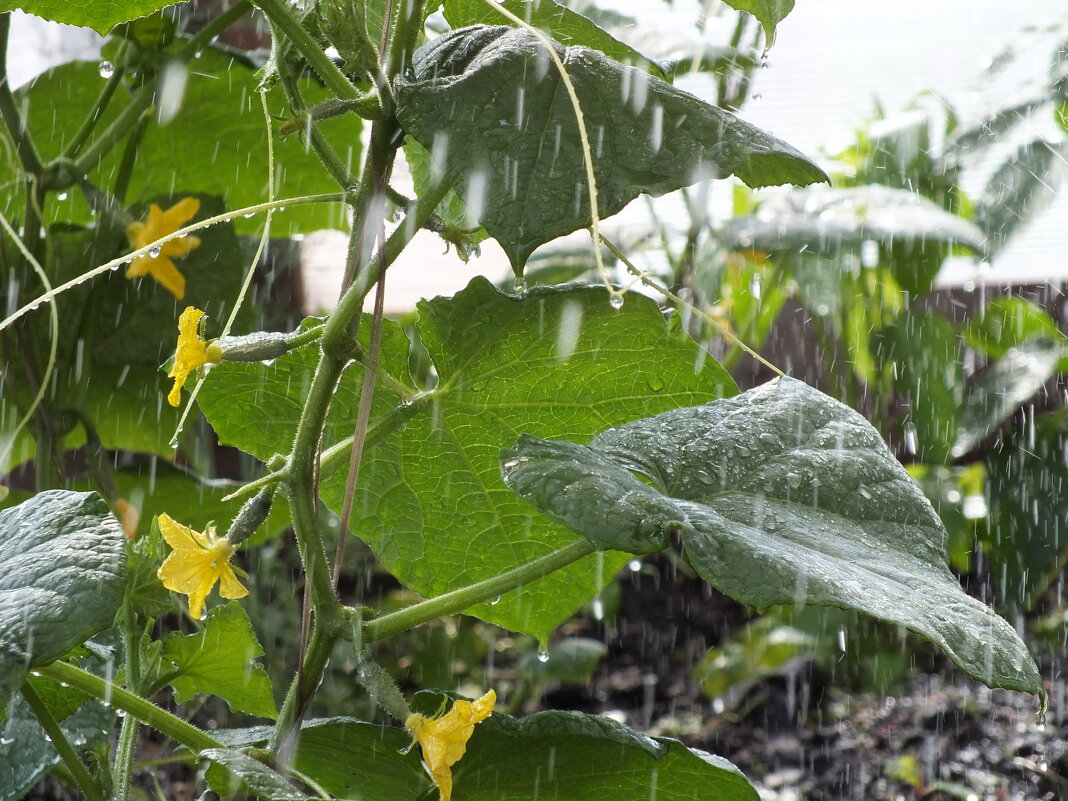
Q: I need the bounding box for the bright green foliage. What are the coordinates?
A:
[200,279,736,641]
[0,49,355,235]
[0,0,180,34]
[953,338,1065,457]
[0,491,126,710]
[694,616,815,699]
[442,0,670,76]
[396,25,827,269]
[503,377,1042,695]
[963,296,1066,360]
[870,309,964,463]
[161,602,278,719]
[986,410,1068,615]
[722,0,795,46]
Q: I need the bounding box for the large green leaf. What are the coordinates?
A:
[202,748,309,800]
[0,0,179,34]
[870,309,964,464]
[162,602,277,719]
[986,410,1068,615]
[395,25,826,270]
[442,0,670,76]
[721,184,985,255]
[502,377,1042,695]
[200,278,737,641]
[722,0,795,46]
[0,491,126,710]
[1,48,354,235]
[974,138,1068,254]
[216,695,759,801]
[952,337,1064,458]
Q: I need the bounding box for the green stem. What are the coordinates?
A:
[362,539,597,643]
[110,714,140,801]
[251,0,360,101]
[0,13,44,176]
[269,622,339,758]
[38,662,222,754]
[62,47,127,160]
[21,682,107,801]
[71,1,251,178]
[113,114,148,204]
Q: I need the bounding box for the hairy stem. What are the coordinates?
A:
[37,662,222,754]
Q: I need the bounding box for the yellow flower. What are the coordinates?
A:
[406,690,496,801]
[126,197,202,299]
[156,513,248,620]
[168,306,222,407]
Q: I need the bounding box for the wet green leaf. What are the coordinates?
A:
[722,0,795,46]
[870,309,964,464]
[0,0,181,34]
[1,49,355,235]
[962,296,1065,360]
[442,0,670,76]
[162,602,278,719]
[202,748,309,800]
[975,138,1068,254]
[953,338,1064,458]
[396,25,826,270]
[200,279,736,641]
[0,491,126,710]
[503,377,1042,695]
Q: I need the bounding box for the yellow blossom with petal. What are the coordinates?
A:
[406,690,496,801]
[168,306,222,407]
[156,513,248,620]
[126,197,202,299]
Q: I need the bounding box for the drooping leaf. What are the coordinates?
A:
[395,25,826,270]
[0,0,181,34]
[201,749,309,800]
[162,602,278,719]
[442,0,670,77]
[953,338,1064,458]
[870,310,964,464]
[974,138,1068,254]
[0,48,355,235]
[0,491,126,710]
[502,377,1042,695]
[721,184,986,256]
[200,279,737,641]
[986,410,1068,615]
[721,0,795,46]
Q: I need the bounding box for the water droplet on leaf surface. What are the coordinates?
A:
[98,61,114,78]
[609,293,625,310]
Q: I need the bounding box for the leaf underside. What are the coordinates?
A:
[503,377,1041,696]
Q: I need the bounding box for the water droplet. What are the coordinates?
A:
[609,293,625,310]
[537,649,550,663]
[749,274,762,299]
[98,61,114,79]
[490,596,501,605]
[149,245,162,258]
[903,422,918,455]
[56,191,68,201]
[168,437,180,450]
[244,212,256,218]
[627,559,642,572]
[513,275,528,294]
